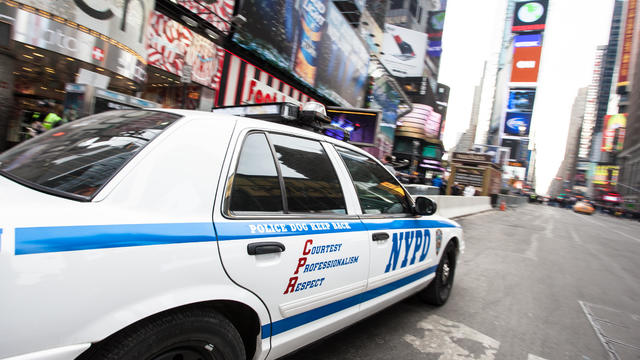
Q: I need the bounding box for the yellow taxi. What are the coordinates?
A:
[573,200,595,215]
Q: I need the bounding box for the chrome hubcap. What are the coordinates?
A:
[442,262,450,283]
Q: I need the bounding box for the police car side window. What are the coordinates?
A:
[337,148,412,215]
[229,133,284,213]
[269,134,347,214]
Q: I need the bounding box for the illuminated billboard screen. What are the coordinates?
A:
[233,0,369,107]
[512,0,548,32]
[593,165,619,185]
[511,46,542,83]
[504,112,532,136]
[326,108,380,146]
[514,34,542,47]
[507,90,536,111]
[601,114,627,152]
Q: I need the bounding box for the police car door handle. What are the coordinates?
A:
[372,232,389,241]
[247,242,286,255]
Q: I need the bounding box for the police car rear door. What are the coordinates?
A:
[334,148,440,313]
[213,130,370,357]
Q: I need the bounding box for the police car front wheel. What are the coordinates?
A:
[79,308,246,360]
[420,242,456,306]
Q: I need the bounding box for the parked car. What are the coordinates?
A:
[0,105,464,360]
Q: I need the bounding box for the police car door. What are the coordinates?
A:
[334,148,439,312]
[214,131,369,357]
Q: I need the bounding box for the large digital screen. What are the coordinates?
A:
[507,90,536,111]
[601,114,627,152]
[381,24,427,77]
[504,112,532,136]
[233,0,369,107]
[512,0,548,32]
[326,108,380,146]
[511,46,542,83]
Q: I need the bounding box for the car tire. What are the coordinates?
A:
[420,242,456,306]
[81,307,246,360]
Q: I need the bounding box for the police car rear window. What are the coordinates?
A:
[0,110,180,201]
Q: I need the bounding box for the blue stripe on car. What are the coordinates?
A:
[261,265,439,338]
[14,223,216,255]
[13,219,456,254]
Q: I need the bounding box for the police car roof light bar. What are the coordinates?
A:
[213,102,350,141]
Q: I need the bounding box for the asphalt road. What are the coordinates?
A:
[280,204,640,360]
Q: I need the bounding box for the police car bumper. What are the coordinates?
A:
[1,344,90,360]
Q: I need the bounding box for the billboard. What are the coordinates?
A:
[14,0,154,60]
[601,114,627,152]
[233,0,369,107]
[216,51,317,106]
[514,34,542,47]
[381,24,427,78]
[618,0,636,87]
[3,3,145,82]
[511,46,542,83]
[507,89,536,111]
[593,165,619,185]
[427,40,442,57]
[326,108,381,146]
[146,11,224,89]
[176,0,235,32]
[396,104,442,138]
[427,11,446,39]
[512,0,548,32]
[504,112,532,136]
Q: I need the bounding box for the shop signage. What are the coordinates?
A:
[2,4,146,82]
[233,0,368,107]
[15,0,154,60]
[593,165,619,185]
[454,166,484,188]
[452,153,492,163]
[146,11,224,89]
[216,51,317,107]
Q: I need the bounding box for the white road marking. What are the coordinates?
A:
[403,315,500,359]
[527,354,549,360]
[571,212,640,243]
[569,226,582,244]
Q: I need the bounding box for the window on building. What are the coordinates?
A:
[417,7,422,23]
[390,0,404,10]
[409,0,417,17]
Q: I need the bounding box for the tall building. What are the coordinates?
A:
[618,0,640,202]
[386,0,439,32]
[549,87,588,196]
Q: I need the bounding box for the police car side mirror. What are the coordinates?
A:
[414,196,437,216]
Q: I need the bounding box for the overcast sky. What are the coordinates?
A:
[438,0,616,194]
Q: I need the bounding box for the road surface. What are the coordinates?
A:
[280,204,640,360]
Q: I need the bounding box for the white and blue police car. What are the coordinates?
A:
[0,103,463,360]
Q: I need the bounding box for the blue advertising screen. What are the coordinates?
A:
[233,0,369,107]
[507,90,536,112]
[504,111,532,136]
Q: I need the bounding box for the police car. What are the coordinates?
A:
[0,102,463,360]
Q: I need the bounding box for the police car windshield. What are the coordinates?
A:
[0,110,180,201]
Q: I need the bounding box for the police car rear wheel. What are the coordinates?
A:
[420,242,456,306]
[83,308,245,360]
